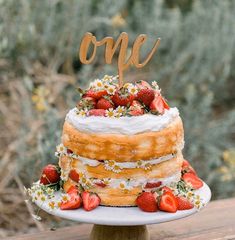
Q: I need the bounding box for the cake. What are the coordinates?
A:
[56,75,187,207]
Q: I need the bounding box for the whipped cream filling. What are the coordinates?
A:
[78,171,181,190]
[56,144,176,172]
[65,107,179,135]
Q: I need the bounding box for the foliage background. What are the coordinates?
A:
[0,0,235,237]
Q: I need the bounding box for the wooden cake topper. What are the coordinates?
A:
[79,32,160,87]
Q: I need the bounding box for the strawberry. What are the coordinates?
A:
[136,192,158,212]
[182,160,190,168]
[40,164,60,185]
[158,191,178,213]
[112,91,135,107]
[136,80,152,89]
[150,95,170,114]
[87,109,106,116]
[96,98,113,110]
[69,170,80,182]
[176,196,194,210]
[77,96,96,110]
[144,181,162,189]
[60,187,82,210]
[182,173,203,189]
[84,89,107,100]
[94,181,107,188]
[136,89,155,106]
[67,149,73,154]
[82,191,101,211]
[129,100,144,116]
[182,160,197,175]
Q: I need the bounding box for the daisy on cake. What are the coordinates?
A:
[48,75,204,212]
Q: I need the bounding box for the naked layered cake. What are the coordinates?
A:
[55,75,187,207]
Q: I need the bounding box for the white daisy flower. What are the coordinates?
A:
[56,144,66,154]
[152,81,161,92]
[61,193,71,203]
[77,108,88,117]
[31,214,42,221]
[127,84,138,95]
[119,181,133,192]
[103,75,113,82]
[48,201,56,210]
[136,160,144,168]
[115,106,126,116]
[93,79,104,89]
[104,160,116,171]
[106,85,116,95]
[105,108,117,118]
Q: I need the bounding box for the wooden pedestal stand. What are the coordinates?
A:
[90,224,149,240]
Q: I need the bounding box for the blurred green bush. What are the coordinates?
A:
[0,0,235,199]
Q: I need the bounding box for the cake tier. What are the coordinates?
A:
[62,116,184,162]
[59,152,183,206]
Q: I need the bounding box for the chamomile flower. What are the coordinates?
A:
[61,193,71,203]
[105,108,116,118]
[104,160,116,171]
[136,160,144,168]
[56,144,66,154]
[115,106,126,116]
[103,75,113,82]
[152,81,161,92]
[119,181,132,192]
[48,201,56,210]
[60,169,69,181]
[106,85,116,95]
[144,163,152,171]
[127,84,138,95]
[40,195,47,202]
[77,108,88,117]
[93,79,104,89]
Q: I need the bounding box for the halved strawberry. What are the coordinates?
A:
[158,191,178,213]
[87,109,106,116]
[40,164,60,185]
[136,89,155,106]
[84,89,107,100]
[182,160,190,168]
[150,95,170,114]
[129,100,144,116]
[94,181,107,188]
[69,170,80,182]
[97,98,113,110]
[82,191,101,211]
[182,160,197,175]
[182,173,203,189]
[112,91,135,107]
[60,186,82,210]
[176,196,194,210]
[144,181,162,189]
[136,80,152,89]
[136,192,158,212]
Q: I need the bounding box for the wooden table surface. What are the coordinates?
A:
[5,198,235,240]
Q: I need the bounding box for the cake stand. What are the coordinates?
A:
[35,182,211,240]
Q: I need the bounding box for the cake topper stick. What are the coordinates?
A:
[79,32,160,87]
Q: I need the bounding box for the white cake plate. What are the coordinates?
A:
[35,182,211,240]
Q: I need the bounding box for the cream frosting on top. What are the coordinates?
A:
[65,107,179,135]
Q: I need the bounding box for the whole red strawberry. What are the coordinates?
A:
[136,89,155,106]
[40,164,60,185]
[129,100,144,116]
[87,109,106,116]
[82,191,101,211]
[136,192,158,212]
[112,91,135,107]
[97,98,113,110]
[176,196,194,210]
